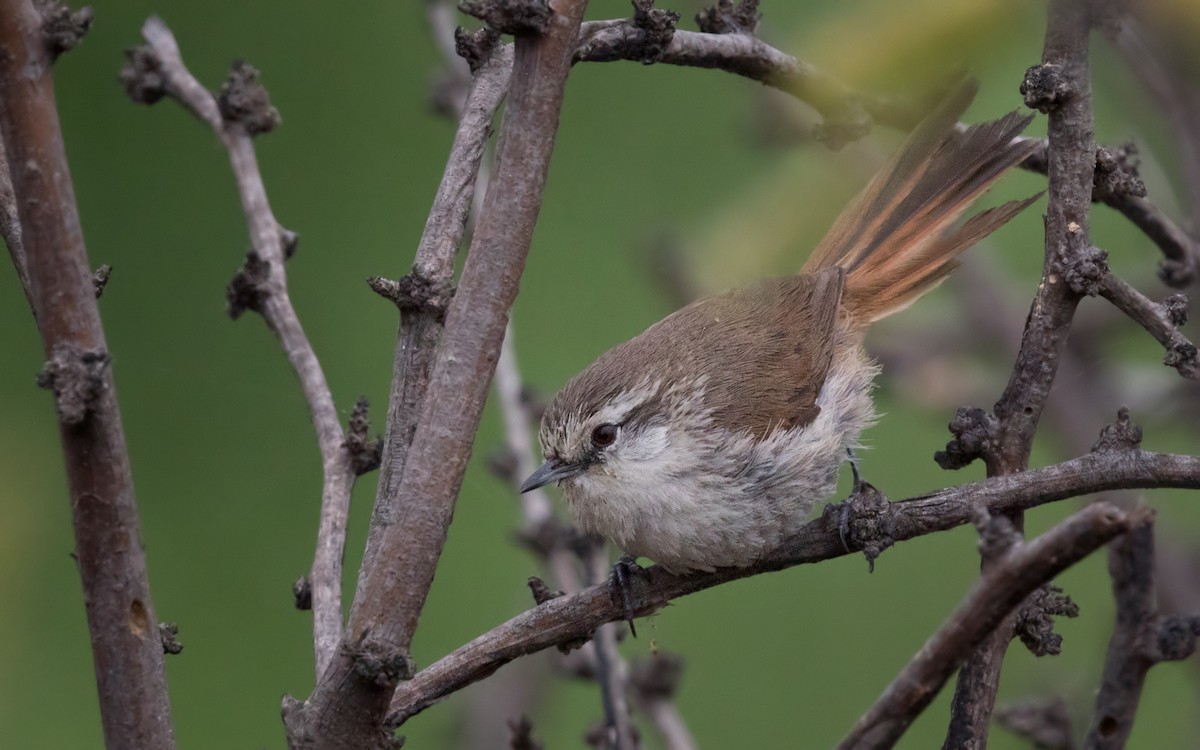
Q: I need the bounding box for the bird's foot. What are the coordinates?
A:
[836,448,879,554]
[608,555,644,638]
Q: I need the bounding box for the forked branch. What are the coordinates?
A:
[124,17,357,678]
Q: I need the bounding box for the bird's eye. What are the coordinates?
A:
[591,423,619,448]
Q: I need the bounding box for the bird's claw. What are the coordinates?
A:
[838,501,853,553]
[609,555,643,638]
[847,447,868,495]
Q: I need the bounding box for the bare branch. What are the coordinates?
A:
[1105,14,1200,285]
[995,697,1077,750]
[0,137,35,314]
[357,40,514,602]
[583,547,636,750]
[0,1,175,747]
[128,17,356,679]
[387,449,1200,726]
[1096,273,1198,379]
[1085,521,1200,748]
[629,654,699,750]
[285,3,591,747]
[838,503,1142,750]
[571,9,1199,278]
[942,0,1096,741]
[574,18,923,148]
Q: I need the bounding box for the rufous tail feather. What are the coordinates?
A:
[802,79,1042,325]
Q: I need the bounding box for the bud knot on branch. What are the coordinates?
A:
[159,622,183,655]
[630,0,681,64]
[508,716,544,750]
[1093,144,1146,201]
[1164,340,1200,374]
[293,576,313,610]
[1151,616,1200,662]
[1163,294,1188,327]
[226,251,271,319]
[527,576,563,605]
[935,406,998,470]
[1159,256,1196,288]
[345,397,383,476]
[994,697,1075,750]
[1015,584,1079,656]
[218,60,281,136]
[367,273,454,321]
[454,26,502,73]
[37,342,109,425]
[1060,244,1109,296]
[120,45,167,105]
[1092,406,1143,452]
[630,652,685,700]
[346,640,416,688]
[1021,62,1075,113]
[572,2,680,66]
[696,0,760,35]
[37,0,93,60]
[458,0,551,36]
[92,264,111,298]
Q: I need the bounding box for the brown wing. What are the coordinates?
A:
[605,267,845,437]
[552,268,846,439]
[699,268,845,436]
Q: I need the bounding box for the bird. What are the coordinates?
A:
[520,80,1040,577]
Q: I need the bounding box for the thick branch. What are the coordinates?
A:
[943,1,1095,742]
[357,39,514,602]
[131,18,356,679]
[387,450,1200,726]
[1085,521,1200,748]
[0,1,176,747]
[286,2,591,747]
[1084,522,1155,748]
[838,503,1142,750]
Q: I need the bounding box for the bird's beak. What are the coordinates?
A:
[520,458,585,493]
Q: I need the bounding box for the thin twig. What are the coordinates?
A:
[1097,273,1198,379]
[131,17,356,679]
[838,503,1142,750]
[0,137,34,315]
[629,655,698,750]
[387,449,1200,726]
[0,1,175,747]
[569,10,1197,267]
[583,546,637,750]
[1106,14,1200,284]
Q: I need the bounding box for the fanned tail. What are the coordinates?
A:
[802,79,1042,325]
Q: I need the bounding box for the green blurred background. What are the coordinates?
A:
[2,0,1198,747]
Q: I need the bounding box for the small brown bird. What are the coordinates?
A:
[522,81,1040,575]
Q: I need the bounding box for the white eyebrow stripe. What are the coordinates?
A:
[592,378,661,425]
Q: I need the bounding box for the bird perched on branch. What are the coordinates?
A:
[522,80,1039,580]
